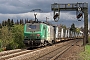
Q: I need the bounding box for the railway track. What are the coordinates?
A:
[0,39,82,60]
[0,49,32,60]
[0,49,22,56]
[0,40,71,60]
[10,40,76,60]
[0,46,51,60]
[56,39,83,60]
[50,40,80,60]
[33,40,79,60]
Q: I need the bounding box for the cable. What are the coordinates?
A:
[30,9,43,12]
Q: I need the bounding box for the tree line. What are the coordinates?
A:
[0,18,35,28]
[0,18,43,51]
[0,18,33,51]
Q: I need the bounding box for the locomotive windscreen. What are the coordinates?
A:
[26,23,40,32]
[29,25,36,29]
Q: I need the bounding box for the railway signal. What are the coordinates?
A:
[77,13,82,19]
[51,2,88,45]
[53,13,59,20]
[52,3,60,22]
[76,7,83,21]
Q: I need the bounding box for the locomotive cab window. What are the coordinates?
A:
[28,25,36,29]
[26,23,40,32]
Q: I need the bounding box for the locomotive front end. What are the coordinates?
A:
[23,23,41,47]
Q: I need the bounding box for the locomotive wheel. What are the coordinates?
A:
[44,40,48,46]
[52,40,55,44]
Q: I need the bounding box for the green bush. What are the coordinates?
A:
[12,25,25,48]
[6,42,18,50]
[0,25,25,50]
[0,40,2,51]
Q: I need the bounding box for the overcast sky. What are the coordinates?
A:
[0,0,90,28]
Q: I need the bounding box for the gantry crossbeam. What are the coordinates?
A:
[51,2,88,11]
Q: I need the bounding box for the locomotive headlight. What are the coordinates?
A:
[37,34,40,36]
[25,36,28,38]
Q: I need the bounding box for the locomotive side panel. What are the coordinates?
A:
[50,26,54,41]
[46,26,50,41]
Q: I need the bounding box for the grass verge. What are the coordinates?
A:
[79,45,90,60]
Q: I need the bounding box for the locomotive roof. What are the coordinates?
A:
[25,22,53,26]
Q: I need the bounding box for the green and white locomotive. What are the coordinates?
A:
[23,22,55,47]
[23,22,83,47]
